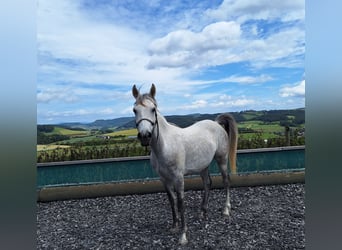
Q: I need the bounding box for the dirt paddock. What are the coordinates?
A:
[37,183,304,249]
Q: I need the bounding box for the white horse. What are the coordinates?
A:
[132,84,238,245]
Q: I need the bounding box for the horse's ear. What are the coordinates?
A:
[150,83,156,99]
[132,84,139,99]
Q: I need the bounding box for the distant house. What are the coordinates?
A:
[296,128,305,137]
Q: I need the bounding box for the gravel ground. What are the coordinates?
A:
[37,184,305,249]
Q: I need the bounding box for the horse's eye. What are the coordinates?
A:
[151,107,156,113]
[133,108,137,114]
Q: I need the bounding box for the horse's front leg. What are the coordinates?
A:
[163,182,179,232]
[175,177,188,245]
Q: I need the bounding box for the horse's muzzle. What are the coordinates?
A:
[137,132,152,146]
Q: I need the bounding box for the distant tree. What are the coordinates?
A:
[37,125,54,133]
[66,127,87,131]
[37,132,70,144]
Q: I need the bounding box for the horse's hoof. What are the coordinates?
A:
[222,207,230,217]
[179,233,188,245]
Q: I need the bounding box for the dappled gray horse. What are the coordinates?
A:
[132,84,238,245]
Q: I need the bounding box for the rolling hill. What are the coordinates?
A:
[117,108,305,130]
[40,108,305,131]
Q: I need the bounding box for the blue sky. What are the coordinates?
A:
[37,0,305,124]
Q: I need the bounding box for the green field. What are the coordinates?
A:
[240,111,263,120]
[47,126,89,136]
[105,128,137,137]
[40,121,291,146]
[236,120,300,140]
[238,121,283,131]
[37,144,70,151]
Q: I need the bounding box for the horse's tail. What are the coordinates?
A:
[215,113,238,174]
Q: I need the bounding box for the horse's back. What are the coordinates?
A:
[184,119,226,139]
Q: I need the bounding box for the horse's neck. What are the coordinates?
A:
[151,112,172,148]
[156,112,168,128]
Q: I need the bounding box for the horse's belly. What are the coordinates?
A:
[184,161,212,175]
[183,151,215,175]
[183,137,216,173]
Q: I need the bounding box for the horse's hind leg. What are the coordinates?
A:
[200,167,212,219]
[216,155,231,216]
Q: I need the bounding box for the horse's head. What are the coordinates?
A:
[132,84,158,146]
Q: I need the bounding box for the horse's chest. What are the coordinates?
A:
[152,153,184,178]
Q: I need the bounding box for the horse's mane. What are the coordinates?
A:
[168,122,180,128]
[135,93,158,108]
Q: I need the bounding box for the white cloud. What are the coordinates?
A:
[147,21,241,69]
[38,107,121,122]
[148,21,241,55]
[279,80,305,97]
[37,0,155,86]
[37,0,205,98]
[171,74,273,88]
[214,96,256,108]
[221,74,273,84]
[147,20,304,70]
[243,27,305,68]
[40,109,91,119]
[183,99,208,110]
[181,93,256,112]
[37,88,79,103]
[37,0,304,86]
[206,0,304,23]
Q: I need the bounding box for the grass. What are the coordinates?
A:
[239,132,279,140]
[37,144,70,151]
[57,135,99,144]
[241,111,263,120]
[37,129,138,150]
[238,121,284,133]
[48,127,89,136]
[237,121,286,140]
[105,128,138,137]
